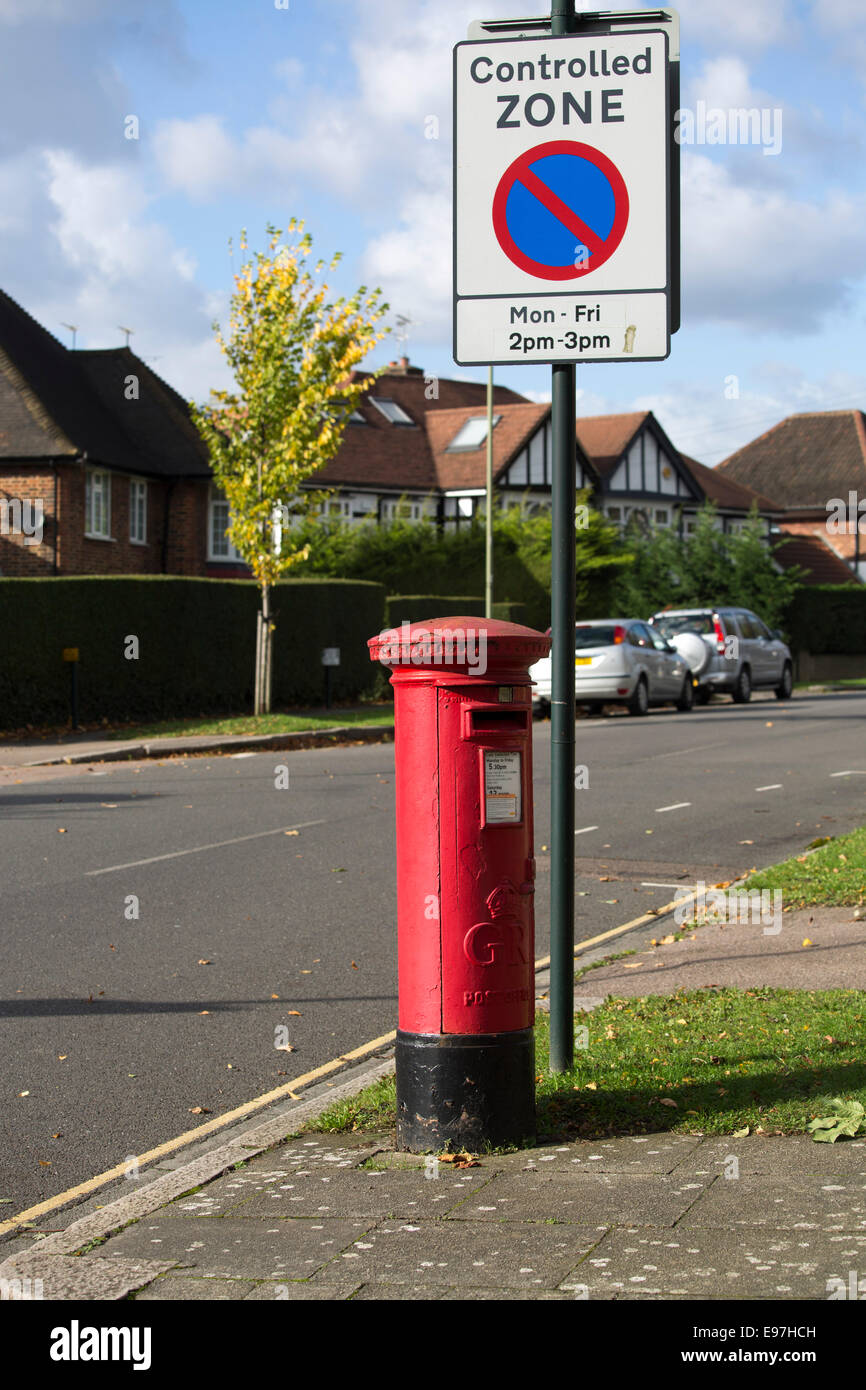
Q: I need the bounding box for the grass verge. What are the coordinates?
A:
[103,707,395,741]
[310,988,866,1144]
[744,824,866,908]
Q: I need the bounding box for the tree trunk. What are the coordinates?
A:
[254,583,273,717]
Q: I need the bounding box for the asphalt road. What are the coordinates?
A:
[2,690,865,1215]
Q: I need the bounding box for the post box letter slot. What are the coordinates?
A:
[469,709,528,734]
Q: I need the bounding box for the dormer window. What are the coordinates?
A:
[446,416,501,451]
[369,397,415,426]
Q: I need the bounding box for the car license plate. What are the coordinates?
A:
[574,657,592,666]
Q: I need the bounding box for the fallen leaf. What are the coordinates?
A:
[18,1091,29,1097]
[57,827,67,834]
[275,1043,295,1053]
[622,962,643,969]
[584,1081,597,1091]
[732,1126,750,1138]
[660,934,677,945]
[659,1097,678,1107]
[284,830,299,837]
[765,721,773,727]
[38,1160,51,1166]
[198,1010,210,1016]
[300,970,312,974]
[802,938,813,948]
[189,1106,211,1115]
[57,1055,67,1061]
[270,994,279,999]
[287,1010,302,1016]
[198,959,212,965]
[351,961,359,969]
[738,839,754,845]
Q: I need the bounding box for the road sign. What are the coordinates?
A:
[454,25,674,364]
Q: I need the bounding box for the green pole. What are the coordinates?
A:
[549,0,576,1073]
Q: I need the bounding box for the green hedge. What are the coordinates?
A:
[384,595,530,629]
[0,577,385,728]
[782,584,866,655]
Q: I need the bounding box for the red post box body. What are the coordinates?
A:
[369,616,550,1151]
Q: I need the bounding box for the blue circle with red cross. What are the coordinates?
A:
[492,140,629,281]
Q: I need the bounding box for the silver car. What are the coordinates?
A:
[648,607,793,703]
[530,619,696,716]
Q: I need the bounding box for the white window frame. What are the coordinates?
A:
[129,478,147,544]
[208,486,245,563]
[368,397,415,426]
[381,498,423,522]
[446,415,501,452]
[85,469,112,539]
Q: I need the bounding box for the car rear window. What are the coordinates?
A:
[653,614,714,638]
[574,625,619,649]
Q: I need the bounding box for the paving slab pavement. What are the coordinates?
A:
[4,1128,866,1301]
[570,907,866,997]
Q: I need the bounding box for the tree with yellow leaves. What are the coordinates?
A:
[192,222,389,713]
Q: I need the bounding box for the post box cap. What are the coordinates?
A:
[368,615,550,671]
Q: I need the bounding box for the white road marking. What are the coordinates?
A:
[654,802,691,813]
[641,881,689,889]
[755,784,782,791]
[574,825,599,836]
[229,752,257,759]
[830,770,866,777]
[86,820,327,876]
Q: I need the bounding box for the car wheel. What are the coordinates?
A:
[582,701,603,717]
[695,686,711,706]
[732,666,752,704]
[676,675,694,712]
[627,677,649,716]
[775,663,793,700]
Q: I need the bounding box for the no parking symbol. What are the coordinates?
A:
[492,139,629,280]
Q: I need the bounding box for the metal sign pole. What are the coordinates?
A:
[548,0,576,1074]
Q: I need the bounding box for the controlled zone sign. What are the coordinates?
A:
[454,29,672,365]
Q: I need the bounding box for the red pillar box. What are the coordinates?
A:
[368,615,550,1151]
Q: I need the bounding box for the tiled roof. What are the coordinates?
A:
[718,410,866,508]
[0,288,210,477]
[780,520,860,564]
[774,531,859,585]
[316,369,529,492]
[75,349,211,478]
[427,403,551,491]
[680,454,780,512]
[575,411,648,475]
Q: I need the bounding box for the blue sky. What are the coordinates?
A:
[2,0,864,464]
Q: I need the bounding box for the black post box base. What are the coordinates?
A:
[395,1027,536,1152]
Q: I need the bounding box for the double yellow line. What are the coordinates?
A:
[0,886,698,1238]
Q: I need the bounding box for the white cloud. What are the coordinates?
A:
[664,0,797,50]
[682,152,866,331]
[153,115,244,202]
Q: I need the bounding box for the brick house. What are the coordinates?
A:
[717,410,866,583]
[0,285,782,577]
[0,288,212,578]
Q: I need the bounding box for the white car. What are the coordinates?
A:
[531,619,696,716]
